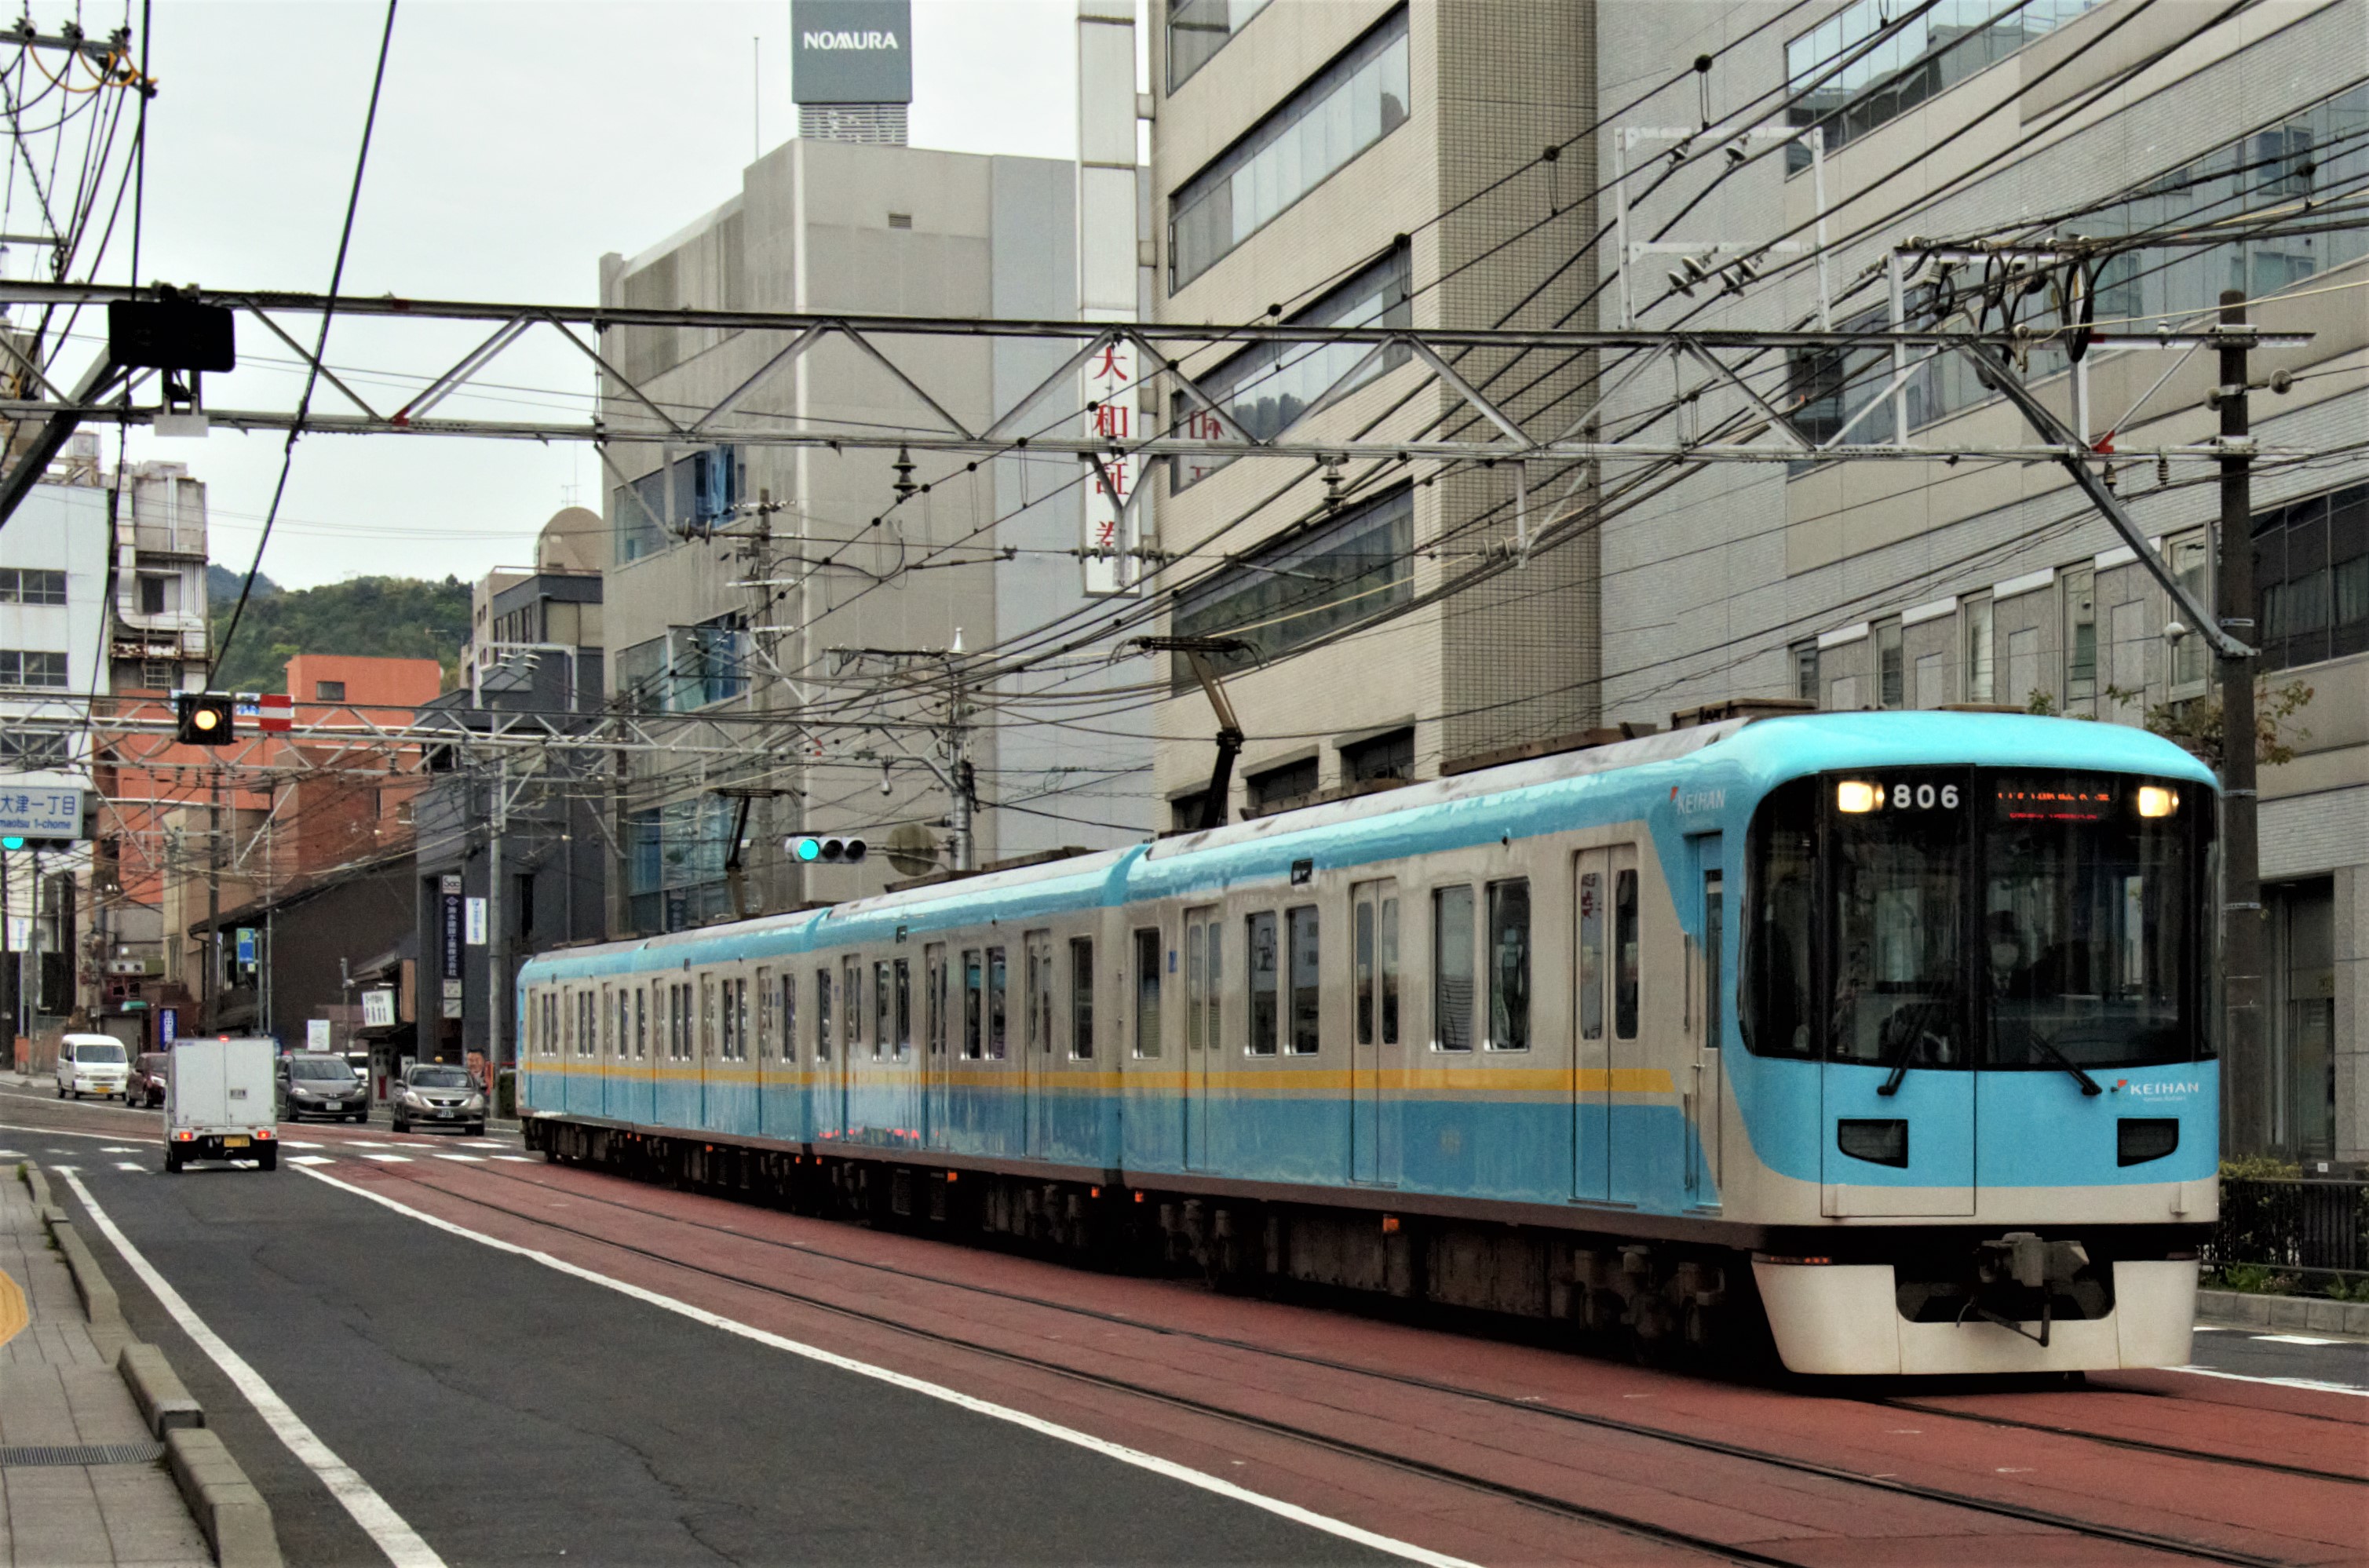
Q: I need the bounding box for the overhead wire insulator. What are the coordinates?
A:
[892,446,917,501]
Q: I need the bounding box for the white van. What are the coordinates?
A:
[56,1034,130,1099]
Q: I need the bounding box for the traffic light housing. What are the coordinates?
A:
[789,835,867,864]
[175,692,235,746]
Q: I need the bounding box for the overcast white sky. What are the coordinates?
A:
[66,1,1101,589]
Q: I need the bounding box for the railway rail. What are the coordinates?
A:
[378,1154,2330,1567]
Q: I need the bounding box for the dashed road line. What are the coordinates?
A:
[2250,1333,2341,1346]
[433,1155,484,1164]
[288,1155,337,1167]
[112,1161,145,1172]
[2175,1365,2369,1397]
[360,1154,411,1164]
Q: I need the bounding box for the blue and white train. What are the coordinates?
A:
[517,709,2218,1376]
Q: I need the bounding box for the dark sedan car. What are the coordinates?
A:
[276,1052,370,1123]
[129,1051,170,1108]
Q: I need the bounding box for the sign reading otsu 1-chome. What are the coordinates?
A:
[792,0,912,104]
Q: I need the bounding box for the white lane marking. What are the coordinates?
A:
[2251,1333,2340,1346]
[2190,1326,2227,1333]
[2174,1365,2369,1397]
[289,1156,337,1167]
[433,1155,484,1164]
[281,1141,325,1150]
[102,1146,140,1153]
[296,1165,1480,1568]
[361,1154,411,1164]
[0,1121,157,1144]
[491,1156,536,1163]
[114,1161,146,1172]
[57,1169,447,1567]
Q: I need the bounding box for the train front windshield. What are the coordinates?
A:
[1745,770,2210,1070]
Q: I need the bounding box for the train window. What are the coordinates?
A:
[1703,872,1725,1049]
[757,968,772,1059]
[1287,906,1319,1055]
[1184,924,1203,1056]
[780,972,797,1062]
[720,977,737,1060]
[581,992,596,1058]
[1356,900,1375,1044]
[1743,779,1816,1058]
[962,950,983,1059]
[987,946,1008,1059]
[933,952,952,1061]
[1487,878,1531,1051]
[702,978,717,1058]
[1379,892,1399,1044]
[1579,870,1604,1040]
[680,983,694,1059]
[1071,937,1095,1059]
[736,978,751,1060]
[1133,928,1162,1058]
[1831,779,1964,1068]
[799,974,810,1060]
[893,959,912,1059]
[1615,870,1641,1040]
[815,968,833,1061]
[1024,934,1054,1056]
[1184,911,1224,1054]
[874,961,893,1061]
[1247,911,1279,1056]
[845,959,863,1058]
[1433,885,1475,1051]
[636,988,648,1059]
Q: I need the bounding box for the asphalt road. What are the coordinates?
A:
[10,1112,1396,1566]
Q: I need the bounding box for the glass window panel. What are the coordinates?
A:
[1378,895,1400,1045]
[1615,870,1641,1041]
[1287,906,1320,1055]
[1355,899,1375,1045]
[1487,880,1531,1051]
[1433,886,1474,1052]
[1135,928,1163,1058]
[1579,871,1604,1040]
[987,947,1008,1059]
[1071,938,1095,1059]
[1247,911,1279,1055]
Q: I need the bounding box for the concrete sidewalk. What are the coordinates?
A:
[0,1169,211,1567]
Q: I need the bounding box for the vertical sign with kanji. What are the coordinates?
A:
[1081,336,1135,596]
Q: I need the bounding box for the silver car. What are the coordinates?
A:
[391,1063,486,1136]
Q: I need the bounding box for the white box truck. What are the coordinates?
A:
[164,1037,280,1172]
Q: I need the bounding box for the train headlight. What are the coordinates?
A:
[1835,780,1879,814]
[2137,786,2178,819]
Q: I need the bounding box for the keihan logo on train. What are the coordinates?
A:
[2115,1079,2203,1098]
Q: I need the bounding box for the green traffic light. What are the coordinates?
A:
[795,837,821,862]
[0,837,21,851]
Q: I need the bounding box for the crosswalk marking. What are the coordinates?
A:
[288,1155,336,1166]
[433,1154,484,1164]
[360,1154,411,1164]
[114,1161,145,1172]
[281,1141,324,1150]
[102,1146,140,1154]
[491,1155,536,1163]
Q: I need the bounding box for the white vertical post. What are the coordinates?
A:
[1809,133,1832,330]
[1887,250,1910,446]
[1612,131,1633,329]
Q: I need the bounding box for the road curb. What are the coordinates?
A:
[2197,1285,2369,1336]
[166,1426,284,1568]
[119,1339,206,1435]
[35,1160,288,1568]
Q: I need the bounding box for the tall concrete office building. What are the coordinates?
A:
[1144,1,1601,827]
[1594,0,2367,1162]
[594,4,1152,935]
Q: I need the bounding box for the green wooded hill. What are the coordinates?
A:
[206,572,469,695]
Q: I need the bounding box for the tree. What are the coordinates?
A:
[2100,677,2315,768]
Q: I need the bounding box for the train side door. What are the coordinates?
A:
[1349,880,1398,1184]
[1607,845,1655,1206]
[1024,931,1053,1158]
[1571,850,1611,1202]
[1183,906,1221,1170]
[923,943,948,1147]
[840,957,860,1140]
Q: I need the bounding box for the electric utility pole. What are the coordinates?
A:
[2216,290,2263,1157]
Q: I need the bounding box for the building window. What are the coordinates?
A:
[1173,486,1414,680]
[2064,567,2097,706]
[315,680,346,702]
[1246,757,1317,812]
[1168,6,1409,290]
[612,445,741,564]
[140,659,172,691]
[0,569,66,606]
[1173,243,1411,490]
[1875,619,1904,709]
[1792,641,1820,704]
[138,575,171,614]
[0,730,69,767]
[1962,594,1994,704]
[1341,725,1414,784]
[0,650,68,689]
[1785,0,2104,170]
[1166,0,1270,91]
[885,211,913,230]
[2169,531,2213,691]
[617,615,750,713]
[2257,483,2367,673]
[1169,790,1211,833]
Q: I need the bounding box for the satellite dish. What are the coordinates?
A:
[885,822,940,877]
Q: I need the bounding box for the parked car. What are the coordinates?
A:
[54,1034,130,1099]
[130,1052,171,1108]
[390,1063,485,1136]
[275,1052,370,1123]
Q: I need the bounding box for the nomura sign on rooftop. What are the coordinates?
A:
[791,0,914,105]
